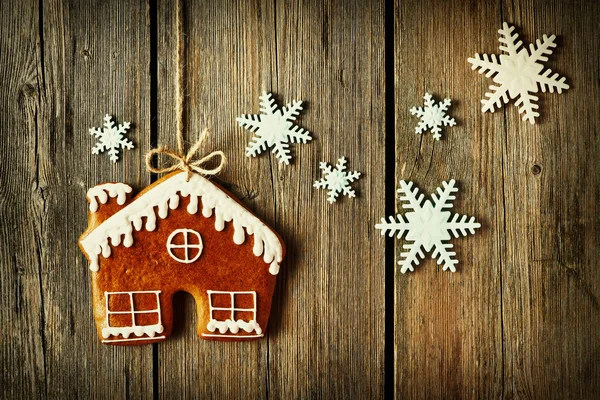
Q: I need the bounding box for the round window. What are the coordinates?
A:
[166,229,203,263]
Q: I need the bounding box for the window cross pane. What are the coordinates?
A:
[167,229,203,263]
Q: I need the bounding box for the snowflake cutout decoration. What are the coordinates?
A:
[89,114,134,163]
[237,92,311,165]
[313,157,361,204]
[468,22,569,124]
[375,180,481,273]
[410,93,456,140]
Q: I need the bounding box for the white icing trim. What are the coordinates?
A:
[206,319,262,335]
[81,173,283,274]
[101,324,165,339]
[87,183,133,212]
[166,228,203,263]
[201,333,264,339]
[103,290,164,339]
[102,336,166,343]
[205,290,262,334]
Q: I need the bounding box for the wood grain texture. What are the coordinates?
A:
[1,0,598,398]
[155,0,385,398]
[393,0,505,397]
[0,1,47,398]
[394,0,600,398]
[500,0,600,397]
[267,0,385,398]
[155,1,275,398]
[1,0,153,398]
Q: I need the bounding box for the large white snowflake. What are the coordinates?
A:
[237,92,311,165]
[410,93,456,140]
[313,157,361,204]
[468,22,569,124]
[89,114,134,163]
[375,180,481,273]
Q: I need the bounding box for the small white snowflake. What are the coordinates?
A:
[468,22,569,124]
[313,157,361,204]
[237,92,311,165]
[89,114,134,163]
[410,93,456,140]
[375,180,481,273]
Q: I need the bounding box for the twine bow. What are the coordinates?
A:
[145,0,225,182]
[145,128,226,181]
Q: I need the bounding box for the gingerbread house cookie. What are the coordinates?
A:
[79,171,285,345]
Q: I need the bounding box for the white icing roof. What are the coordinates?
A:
[87,183,133,212]
[80,172,284,275]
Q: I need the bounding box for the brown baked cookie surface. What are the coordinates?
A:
[79,171,285,345]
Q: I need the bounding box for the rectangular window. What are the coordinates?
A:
[102,290,165,342]
[204,290,263,337]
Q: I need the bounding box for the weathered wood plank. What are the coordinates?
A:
[266,1,386,398]
[0,0,153,398]
[0,1,47,398]
[43,0,153,397]
[3,0,597,397]
[156,1,275,398]
[155,0,385,397]
[393,0,504,397]
[500,0,600,397]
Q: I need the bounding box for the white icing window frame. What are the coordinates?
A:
[208,290,257,321]
[166,228,203,264]
[202,290,263,338]
[102,290,165,343]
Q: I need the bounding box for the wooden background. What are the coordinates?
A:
[1,0,598,398]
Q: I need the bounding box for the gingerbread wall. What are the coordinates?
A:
[90,195,277,344]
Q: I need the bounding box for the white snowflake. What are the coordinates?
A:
[468,22,569,124]
[237,92,312,165]
[313,157,361,204]
[89,114,134,163]
[410,93,456,140]
[375,180,480,273]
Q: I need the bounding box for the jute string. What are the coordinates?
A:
[145,0,226,181]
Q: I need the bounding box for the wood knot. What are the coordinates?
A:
[531,164,542,175]
[18,83,37,99]
[17,83,39,109]
[81,48,91,59]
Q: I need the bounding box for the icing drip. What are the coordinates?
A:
[233,220,245,245]
[81,173,284,274]
[169,194,179,209]
[87,183,133,212]
[187,196,198,214]
[101,323,164,339]
[206,319,262,335]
